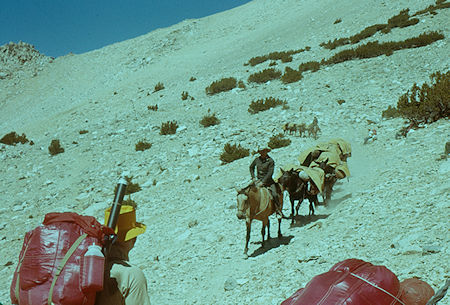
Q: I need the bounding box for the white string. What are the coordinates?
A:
[349,272,406,305]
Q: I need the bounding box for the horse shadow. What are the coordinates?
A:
[248,235,294,258]
[289,214,329,228]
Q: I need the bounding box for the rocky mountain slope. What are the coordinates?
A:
[0,0,449,304]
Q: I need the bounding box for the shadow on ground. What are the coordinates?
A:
[289,214,329,228]
[249,235,294,258]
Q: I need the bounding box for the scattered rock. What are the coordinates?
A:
[224,277,238,291]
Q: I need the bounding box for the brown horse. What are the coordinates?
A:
[236,184,284,257]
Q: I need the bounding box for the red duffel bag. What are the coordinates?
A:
[282,258,405,305]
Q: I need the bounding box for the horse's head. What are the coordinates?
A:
[236,192,249,220]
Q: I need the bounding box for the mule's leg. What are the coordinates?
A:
[290,198,295,224]
[278,216,282,238]
[308,196,316,215]
[244,221,251,257]
[267,218,270,240]
[295,199,302,216]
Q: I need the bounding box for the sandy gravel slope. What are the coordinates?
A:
[0,0,449,304]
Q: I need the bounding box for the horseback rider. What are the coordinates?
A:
[249,148,282,215]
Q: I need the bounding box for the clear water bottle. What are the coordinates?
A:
[81,243,104,292]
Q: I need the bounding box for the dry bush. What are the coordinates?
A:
[200,113,220,127]
[48,139,64,156]
[268,133,291,149]
[205,77,237,95]
[281,67,303,84]
[135,140,152,151]
[220,143,249,164]
[79,130,89,134]
[248,68,281,84]
[248,97,287,114]
[334,18,342,24]
[0,132,29,145]
[147,105,158,111]
[114,176,141,195]
[153,82,164,92]
[160,121,179,135]
[298,61,321,72]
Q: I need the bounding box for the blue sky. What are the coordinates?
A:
[0,0,252,58]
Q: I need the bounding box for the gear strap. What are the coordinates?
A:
[48,233,87,305]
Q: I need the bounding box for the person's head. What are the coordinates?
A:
[257,148,271,159]
[104,205,146,246]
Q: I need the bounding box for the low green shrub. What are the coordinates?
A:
[200,113,220,127]
[181,91,189,100]
[48,139,64,156]
[320,38,350,50]
[220,143,249,164]
[248,68,281,83]
[189,76,196,81]
[383,9,419,33]
[135,140,152,151]
[395,71,449,124]
[322,31,444,65]
[0,132,29,145]
[238,80,246,89]
[414,0,450,16]
[320,8,424,49]
[281,67,303,84]
[350,24,387,43]
[248,97,287,114]
[153,82,164,92]
[205,77,237,95]
[160,120,178,135]
[334,18,342,24]
[381,105,401,118]
[337,99,346,105]
[268,133,291,149]
[247,49,308,66]
[298,61,321,72]
[248,56,267,66]
[79,130,88,134]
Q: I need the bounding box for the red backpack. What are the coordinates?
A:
[281,258,404,305]
[10,212,109,305]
